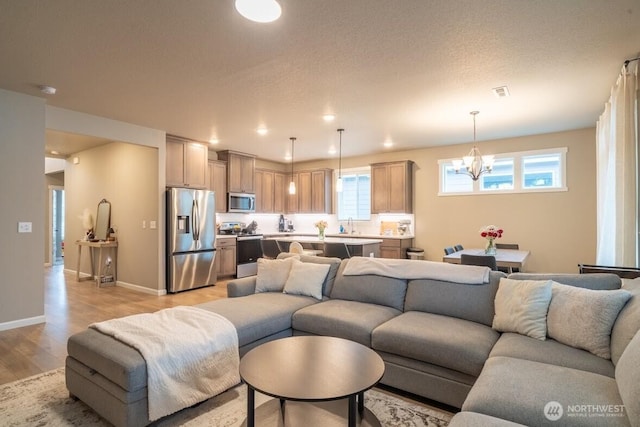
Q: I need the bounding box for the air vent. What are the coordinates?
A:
[492,86,510,98]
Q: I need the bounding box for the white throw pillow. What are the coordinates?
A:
[492,278,553,340]
[547,282,632,359]
[255,257,297,293]
[283,259,330,300]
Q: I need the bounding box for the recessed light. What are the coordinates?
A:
[209,138,219,144]
[328,147,337,155]
[383,140,394,148]
[235,0,281,23]
[39,85,57,95]
[323,114,336,122]
[50,150,59,155]
[256,127,268,136]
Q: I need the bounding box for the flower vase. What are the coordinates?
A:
[318,228,325,240]
[485,238,497,255]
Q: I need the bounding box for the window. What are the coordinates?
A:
[439,147,567,195]
[337,168,371,221]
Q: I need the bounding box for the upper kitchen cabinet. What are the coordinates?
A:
[217,150,256,194]
[208,160,227,213]
[255,168,275,213]
[371,160,413,213]
[288,168,333,213]
[166,135,208,188]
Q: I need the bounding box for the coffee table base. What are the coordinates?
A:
[242,398,381,427]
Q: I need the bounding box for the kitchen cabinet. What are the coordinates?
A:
[215,237,236,277]
[371,160,413,213]
[287,168,333,213]
[208,160,227,213]
[255,168,284,213]
[379,238,414,259]
[217,150,256,193]
[166,135,208,188]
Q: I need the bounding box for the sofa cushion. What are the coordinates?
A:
[283,258,330,300]
[292,299,401,347]
[449,412,527,427]
[255,257,296,293]
[547,283,631,359]
[508,272,621,290]
[330,261,408,311]
[278,253,342,297]
[489,333,615,377]
[611,278,640,365]
[616,330,640,427]
[404,271,504,326]
[195,292,318,346]
[372,311,499,377]
[492,278,552,340]
[462,356,628,427]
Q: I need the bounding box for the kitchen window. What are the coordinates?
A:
[337,167,371,221]
[439,147,567,195]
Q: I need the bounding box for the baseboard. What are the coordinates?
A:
[116,280,166,296]
[44,262,52,267]
[0,315,46,331]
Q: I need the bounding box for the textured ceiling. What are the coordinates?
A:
[1,0,639,162]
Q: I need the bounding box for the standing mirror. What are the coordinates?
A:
[94,199,111,241]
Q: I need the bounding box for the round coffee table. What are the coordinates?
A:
[239,336,385,427]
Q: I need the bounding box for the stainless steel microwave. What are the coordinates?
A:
[228,192,256,213]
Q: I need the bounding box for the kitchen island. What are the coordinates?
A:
[264,235,383,258]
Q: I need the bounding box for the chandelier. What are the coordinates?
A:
[452,111,494,181]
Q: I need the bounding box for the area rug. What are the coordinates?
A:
[0,368,453,426]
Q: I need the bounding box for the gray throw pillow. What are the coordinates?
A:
[548,282,632,359]
[492,278,553,340]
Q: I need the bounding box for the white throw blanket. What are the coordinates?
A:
[342,256,490,284]
[90,306,240,421]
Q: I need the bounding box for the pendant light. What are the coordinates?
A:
[336,128,344,193]
[289,137,296,195]
[452,111,495,181]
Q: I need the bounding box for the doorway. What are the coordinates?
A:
[51,186,65,266]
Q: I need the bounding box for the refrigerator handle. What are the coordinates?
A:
[192,200,200,242]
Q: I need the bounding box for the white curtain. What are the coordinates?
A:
[596,61,639,267]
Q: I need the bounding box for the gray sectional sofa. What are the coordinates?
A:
[66,254,640,427]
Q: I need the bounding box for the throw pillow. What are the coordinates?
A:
[547,282,632,359]
[283,258,330,300]
[492,278,553,340]
[255,257,297,293]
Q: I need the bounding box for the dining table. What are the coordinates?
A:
[443,248,530,271]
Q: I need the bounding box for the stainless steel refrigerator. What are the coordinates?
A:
[166,187,217,293]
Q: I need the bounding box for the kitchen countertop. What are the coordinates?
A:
[264,235,383,245]
[262,232,414,240]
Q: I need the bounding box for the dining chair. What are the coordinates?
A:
[260,239,281,259]
[495,243,519,250]
[495,243,519,273]
[444,247,455,255]
[323,242,351,259]
[276,240,291,253]
[460,254,498,271]
[454,244,464,252]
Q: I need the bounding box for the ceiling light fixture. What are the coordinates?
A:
[209,138,219,144]
[235,0,281,23]
[39,85,56,95]
[323,114,336,122]
[336,129,344,193]
[289,137,296,195]
[256,127,268,135]
[452,111,494,181]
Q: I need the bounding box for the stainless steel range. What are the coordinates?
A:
[219,221,263,278]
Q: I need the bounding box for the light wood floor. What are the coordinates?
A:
[0,265,230,385]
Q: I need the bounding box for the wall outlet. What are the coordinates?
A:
[18,222,32,233]
[142,220,146,229]
[150,220,157,229]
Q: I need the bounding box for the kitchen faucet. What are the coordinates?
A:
[347,217,354,234]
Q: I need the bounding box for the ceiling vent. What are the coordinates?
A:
[492,86,510,98]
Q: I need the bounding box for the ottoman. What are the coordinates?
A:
[66,328,150,427]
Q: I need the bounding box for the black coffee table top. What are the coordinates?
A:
[239,336,385,401]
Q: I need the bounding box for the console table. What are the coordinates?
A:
[75,240,118,287]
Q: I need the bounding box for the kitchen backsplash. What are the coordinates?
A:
[217,212,415,236]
